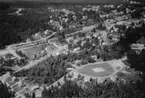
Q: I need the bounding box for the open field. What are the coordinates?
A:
[76,62,115,78]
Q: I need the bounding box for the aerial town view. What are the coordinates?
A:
[0,0,145,98]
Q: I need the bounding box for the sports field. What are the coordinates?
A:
[76,62,115,78]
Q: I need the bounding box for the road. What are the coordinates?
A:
[0,49,9,56]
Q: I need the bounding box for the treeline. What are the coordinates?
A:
[42,74,145,98]
[0,81,15,98]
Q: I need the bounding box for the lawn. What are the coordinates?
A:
[76,62,115,78]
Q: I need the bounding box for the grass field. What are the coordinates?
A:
[76,62,115,78]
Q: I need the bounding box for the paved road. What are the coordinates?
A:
[0,49,9,56]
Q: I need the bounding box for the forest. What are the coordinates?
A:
[42,74,145,98]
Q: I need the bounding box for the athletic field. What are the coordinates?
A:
[76,62,115,78]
